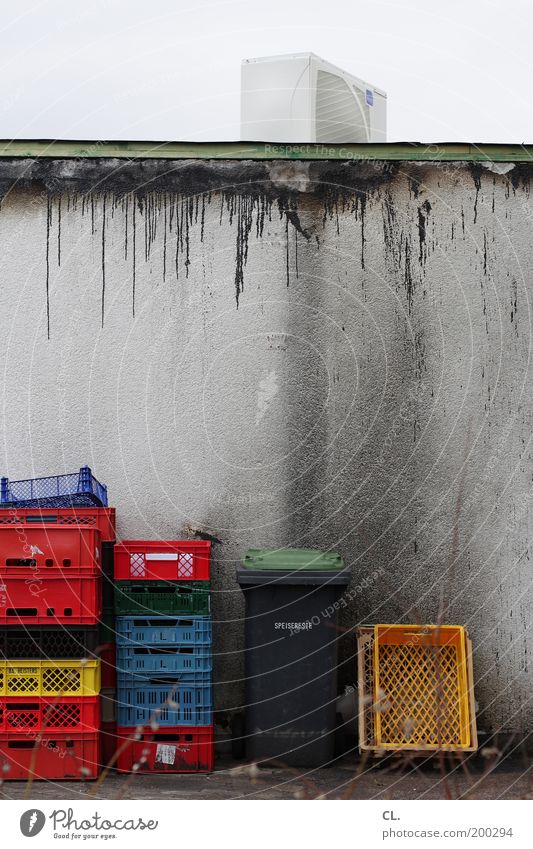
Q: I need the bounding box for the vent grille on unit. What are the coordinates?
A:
[315,70,370,143]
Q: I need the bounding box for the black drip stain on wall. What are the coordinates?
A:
[417,199,431,266]
[101,193,106,327]
[404,238,413,314]
[5,157,530,338]
[57,196,61,268]
[472,166,482,224]
[132,197,137,317]
[45,196,51,340]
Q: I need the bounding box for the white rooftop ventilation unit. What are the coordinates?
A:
[241,52,386,143]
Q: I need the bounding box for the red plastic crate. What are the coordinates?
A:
[0,696,100,733]
[0,507,115,542]
[114,540,210,581]
[116,725,214,773]
[0,525,101,574]
[0,572,102,625]
[100,721,117,766]
[99,643,116,689]
[0,731,100,780]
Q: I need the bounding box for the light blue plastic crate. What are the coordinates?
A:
[116,643,212,675]
[116,616,212,647]
[0,465,108,508]
[116,672,212,726]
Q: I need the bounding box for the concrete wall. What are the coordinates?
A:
[0,157,531,736]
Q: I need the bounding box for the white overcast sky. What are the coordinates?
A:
[1,0,532,143]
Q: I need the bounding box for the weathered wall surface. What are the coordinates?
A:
[0,157,531,736]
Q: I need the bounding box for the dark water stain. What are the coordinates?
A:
[163,195,167,282]
[409,177,421,199]
[200,195,206,242]
[382,191,398,264]
[233,194,254,306]
[132,198,136,317]
[228,192,275,306]
[101,194,106,327]
[404,238,413,314]
[124,194,129,260]
[57,196,61,267]
[471,165,483,224]
[174,195,191,279]
[286,217,290,287]
[45,196,51,339]
[355,193,366,270]
[417,199,431,265]
[511,277,518,326]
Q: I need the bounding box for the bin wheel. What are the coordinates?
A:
[230,713,246,760]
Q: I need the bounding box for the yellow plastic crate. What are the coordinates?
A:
[0,660,100,696]
[357,625,477,753]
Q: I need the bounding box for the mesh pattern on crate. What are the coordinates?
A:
[360,630,375,747]
[4,633,88,658]
[177,553,193,578]
[2,703,82,729]
[5,707,40,729]
[130,553,146,577]
[45,703,81,728]
[7,673,39,693]
[377,644,462,746]
[59,516,96,525]
[42,668,81,694]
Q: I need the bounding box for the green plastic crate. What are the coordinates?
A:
[114,581,211,616]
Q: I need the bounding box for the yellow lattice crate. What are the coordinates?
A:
[0,660,100,696]
[357,624,477,753]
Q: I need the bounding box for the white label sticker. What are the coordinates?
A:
[155,744,176,765]
[146,553,179,561]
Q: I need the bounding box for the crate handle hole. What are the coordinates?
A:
[63,608,73,616]
[7,608,38,616]
[6,558,36,568]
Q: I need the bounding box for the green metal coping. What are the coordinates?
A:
[241,548,344,571]
[0,140,531,162]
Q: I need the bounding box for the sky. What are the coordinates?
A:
[1,0,532,143]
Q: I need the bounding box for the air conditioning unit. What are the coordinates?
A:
[241,52,386,143]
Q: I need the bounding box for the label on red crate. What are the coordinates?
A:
[145,553,178,561]
[155,744,176,765]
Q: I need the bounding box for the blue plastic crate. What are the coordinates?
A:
[116,643,212,675]
[0,466,108,508]
[116,616,212,647]
[116,672,212,726]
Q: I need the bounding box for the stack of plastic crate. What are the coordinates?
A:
[0,466,113,780]
[113,540,214,773]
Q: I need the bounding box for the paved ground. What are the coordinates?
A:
[1,754,531,800]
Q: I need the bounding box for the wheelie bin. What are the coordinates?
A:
[237,548,350,767]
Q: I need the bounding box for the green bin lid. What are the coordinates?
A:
[241,548,344,571]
